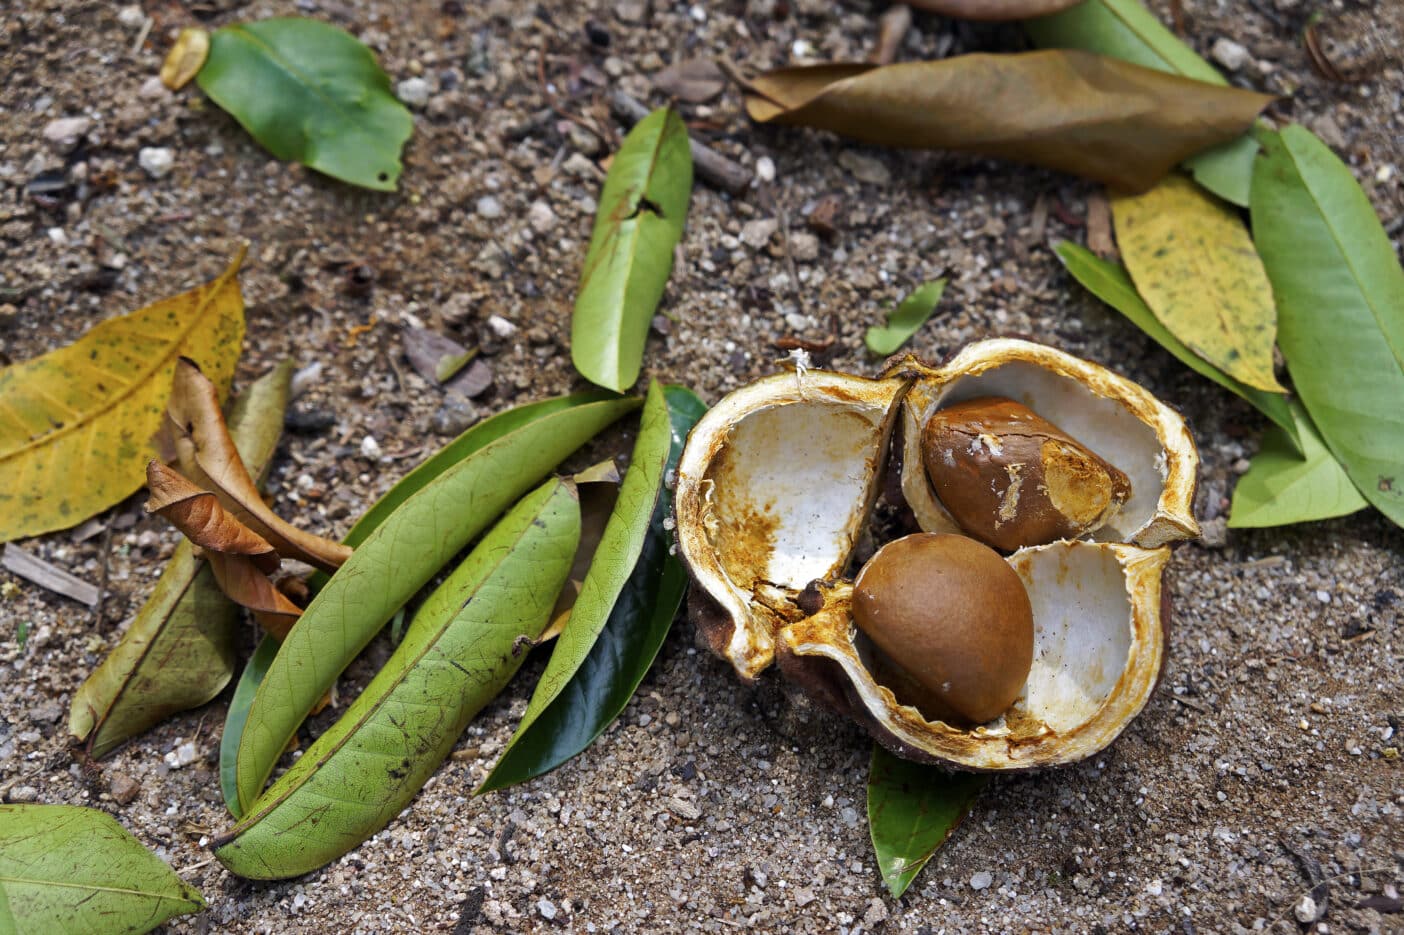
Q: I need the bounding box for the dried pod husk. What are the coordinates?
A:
[674,338,1199,770]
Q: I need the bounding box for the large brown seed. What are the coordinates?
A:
[920,396,1132,551]
[852,533,1033,726]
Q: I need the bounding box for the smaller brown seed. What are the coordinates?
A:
[921,397,1131,551]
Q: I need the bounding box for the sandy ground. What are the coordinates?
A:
[1,1,1401,932]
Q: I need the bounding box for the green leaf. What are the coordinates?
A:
[867,745,987,898]
[1053,241,1300,449]
[196,18,413,191]
[1229,401,1367,528]
[571,107,693,392]
[220,634,279,819]
[1251,126,1404,527]
[1023,0,1258,205]
[480,382,672,789]
[232,397,637,812]
[68,362,293,759]
[0,804,205,934]
[478,385,707,792]
[864,280,947,356]
[215,480,579,880]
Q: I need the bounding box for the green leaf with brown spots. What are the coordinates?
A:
[1111,174,1287,393]
[0,250,246,542]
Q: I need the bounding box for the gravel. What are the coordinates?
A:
[1,1,1401,933]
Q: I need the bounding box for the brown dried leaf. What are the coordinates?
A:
[145,461,279,574]
[743,51,1272,192]
[905,0,1082,20]
[165,359,351,572]
[652,58,727,103]
[205,553,302,641]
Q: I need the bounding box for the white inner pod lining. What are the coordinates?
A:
[1009,541,1132,733]
[705,398,890,592]
[928,361,1165,542]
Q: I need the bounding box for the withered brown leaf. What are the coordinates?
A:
[744,51,1272,192]
[165,358,351,572]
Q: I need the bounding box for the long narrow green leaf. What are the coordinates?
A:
[1024,0,1258,205]
[219,634,279,819]
[1054,241,1300,449]
[864,280,948,356]
[68,361,293,759]
[0,804,205,934]
[197,18,412,191]
[571,108,693,392]
[479,382,671,788]
[233,397,638,812]
[215,480,579,880]
[1229,401,1367,528]
[478,385,706,792]
[867,745,987,898]
[1251,126,1404,527]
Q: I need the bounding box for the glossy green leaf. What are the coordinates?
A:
[1024,0,1258,205]
[0,804,204,934]
[1229,401,1366,528]
[220,634,279,819]
[196,18,413,191]
[233,397,637,812]
[864,280,947,356]
[215,480,579,879]
[1251,126,1404,527]
[867,745,987,898]
[1054,241,1300,449]
[68,362,293,759]
[479,382,671,789]
[571,108,693,392]
[478,385,706,792]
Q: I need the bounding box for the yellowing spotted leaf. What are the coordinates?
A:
[0,251,246,541]
[1111,174,1286,393]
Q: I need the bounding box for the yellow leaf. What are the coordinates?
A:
[161,27,211,91]
[0,250,246,541]
[1111,174,1286,393]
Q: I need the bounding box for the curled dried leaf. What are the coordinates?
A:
[166,358,351,572]
[205,553,302,640]
[145,461,278,574]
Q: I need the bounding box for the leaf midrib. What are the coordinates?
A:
[223,26,363,131]
[0,873,195,904]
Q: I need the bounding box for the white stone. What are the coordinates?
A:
[527,200,558,232]
[970,870,993,890]
[536,898,557,920]
[740,218,779,249]
[117,5,146,28]
[1294,894,1318,924]
[360,435,382,460]
[138,76,171,100]
[43,116,91,152]
[475,195,503,219]
[486,315,518,338]
[1211,38,1251,72]
[138,147,174,179]
[756,155,776,183]
[397,77,431,108]
[163,741,198,769]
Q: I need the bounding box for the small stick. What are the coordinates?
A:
[870,4,912,65]
[608,90,752,195]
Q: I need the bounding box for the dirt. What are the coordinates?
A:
[1,1,1401,932]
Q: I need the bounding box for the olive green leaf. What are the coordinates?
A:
[867,745,988,898]
[233,397,638,812]
[0,250,245,542]
[478,385,706,792]
[1251,126,1404,527]
[0,804,205,934]
[196,18,413,191]
[1111,174,1286,393]
[215,479,579,880]
[1054,241,1300,450]
[68,362,293,760]
[571,107,693,392]
[1229,401,1366,528]
[479,382,671,790]
[220,634,279,819]
[1023,0,1259,205]
[864,280,947,356]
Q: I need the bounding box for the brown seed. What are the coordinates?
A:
[852,533,1033,726]
[921,397,1131,551]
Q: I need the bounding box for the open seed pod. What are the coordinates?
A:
[674,338,1199,770]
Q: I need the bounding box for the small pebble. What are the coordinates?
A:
[138,147,174,179]
[740,218,779,249]
[117,5,146,28]
[138,76,170,100]
[970,870,993,891]
[536,898,558,921]
[430,398,480,436]
[360,435,382,460]
[486,315,518,339]
[397,77,431,108]
[528,200,558,232]
[756,156,776,183]
[163,741,198,770]
[837,150,891,186]
[110,772,141,805]
[1211,38,1251,72]
[43,116,92,153]
[475,195,503,219]
[1294,893,1318,924]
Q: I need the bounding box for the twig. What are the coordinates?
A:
[131,15,153,57]
[608,90,751,195]
[91,521,116,626]
[777,207,805,316]
[870,4,912,65]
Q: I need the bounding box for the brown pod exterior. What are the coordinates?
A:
[921,397,1132,552]
[852,533,1034,726]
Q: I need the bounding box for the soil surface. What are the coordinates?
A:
[2,1,1401,933]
